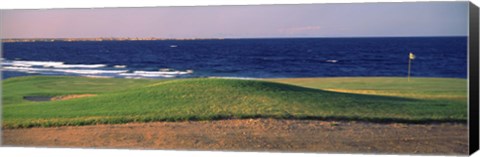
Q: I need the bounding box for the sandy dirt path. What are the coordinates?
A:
[2,119,468,155]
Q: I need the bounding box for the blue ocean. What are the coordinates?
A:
[1,37,467,79]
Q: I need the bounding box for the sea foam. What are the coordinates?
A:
[2,60,106,68]
[2,59,194,79]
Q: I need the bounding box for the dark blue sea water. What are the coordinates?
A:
[1,37,468,79]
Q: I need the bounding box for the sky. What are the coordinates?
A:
[0,2,469,38]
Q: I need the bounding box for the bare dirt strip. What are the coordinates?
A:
[2,119,468,155]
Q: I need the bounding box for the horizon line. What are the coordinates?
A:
[1,35,468,41]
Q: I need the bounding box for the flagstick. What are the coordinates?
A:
[407,58,411,82]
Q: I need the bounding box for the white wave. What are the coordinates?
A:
[46,64,107,68]
[119,72,176,78]
[133,70,192,75]
[2,66,44,73]
[2,59,194,79]
[55,69,128,74]
[326,60,338,63]
[119,69,193,78]
[2,60,106,68]
[208,76,257,80]
[1,62,33,67]
[2,66,128,75]
[11,60,64,67]
[159,68,171,72]
[114,65,127,68]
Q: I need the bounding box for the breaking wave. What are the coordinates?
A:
[1,59,193,79]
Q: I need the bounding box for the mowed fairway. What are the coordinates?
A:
[2,76,467,128]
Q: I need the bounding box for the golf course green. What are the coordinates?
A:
[2,76,467,128]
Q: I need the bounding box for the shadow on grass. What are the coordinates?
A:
[233,79,422,102]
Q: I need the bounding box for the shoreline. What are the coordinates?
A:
[1,37,226,43]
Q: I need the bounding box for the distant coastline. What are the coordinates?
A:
[1,37,225,43]
[1,36,467,43]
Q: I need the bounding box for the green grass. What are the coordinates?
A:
[2,76,159,106]
[267,77,467,102]
[2,76,467,128]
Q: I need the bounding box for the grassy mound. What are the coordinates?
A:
[2,76,467,128]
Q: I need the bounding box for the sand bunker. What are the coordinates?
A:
[23,94,97,102]
[50,94,96,101]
